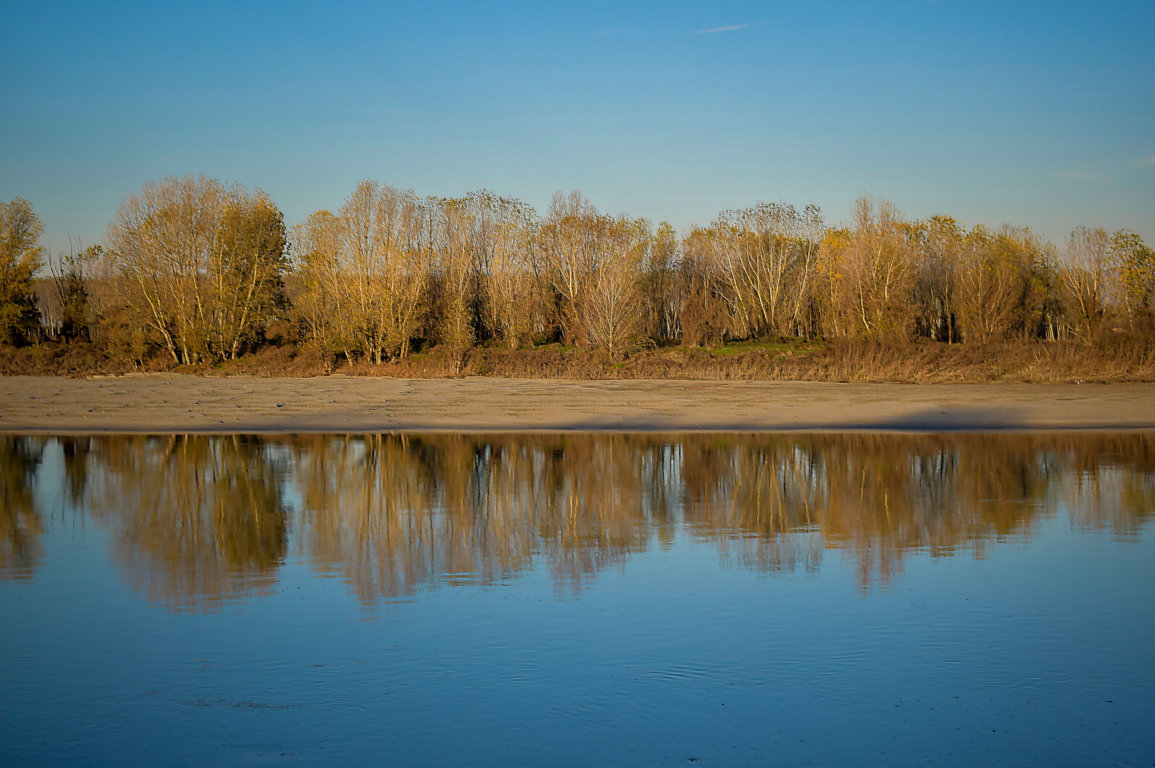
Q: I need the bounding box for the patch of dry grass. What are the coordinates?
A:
[4,336,1154,383]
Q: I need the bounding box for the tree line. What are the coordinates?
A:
[2,175,1153,369]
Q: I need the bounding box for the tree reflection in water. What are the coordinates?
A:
[78,435,288,611]
[2,432,1151,608]
[0,436,45,580]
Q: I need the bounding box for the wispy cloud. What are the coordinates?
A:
[1138,154,1155,168]
[695,23,749,35]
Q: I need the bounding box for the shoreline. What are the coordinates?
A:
[2,375,1154,434]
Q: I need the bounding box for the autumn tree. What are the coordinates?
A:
[210,193,288,358]
[1109,230,1154,329]
[429,196,478,370]
[907,215,963,342]
[709,202,823,339]
[678,228,729,347]
[106,176,287,364]
[953,226,1047,344]
[0,198,44,345]
[473,193,540,349]
[538,191,599,345]
[642,222,683,343]
[538,192,649,356]
[347,181,429,363]
[583,215,650,357]
[292,181,429,365]
[1058,226,1111,342]
[815,226,849,338]
[821,197,915,339]
[290,210,350,364]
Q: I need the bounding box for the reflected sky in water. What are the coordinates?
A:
[1,433,1153,766]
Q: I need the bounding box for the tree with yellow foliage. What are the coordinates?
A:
[1110,230,1154,329]
[106,176,287,364]
[0,198,43,345]
[475,193,540,349]
[708,202,822,339]
[538,191,650,355]
[1058,226,1111,342]
[954,226,1046,343]
[820,196,914,338]
[293,182,430,365]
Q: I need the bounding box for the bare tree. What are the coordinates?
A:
[908,215,962,342]
[1059,226,1110,342]
[678,228,729,347]
[291,210,349,364]
[294,181,430,365]
[584,215,649,358]
[821,196,914,338]
[706,202,823,339]
[474,193,540,349]
[538,192,649,355]
[108,175,216,363]
[642,222,683,343]
[538,191,599,346]
[429,196,477,371]
[47,243,102,341]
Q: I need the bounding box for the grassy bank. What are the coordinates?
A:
[4,335,1155,383]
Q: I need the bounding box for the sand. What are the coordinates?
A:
[0,375,1153,433]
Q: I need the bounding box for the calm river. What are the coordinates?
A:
[1,433,1153,766]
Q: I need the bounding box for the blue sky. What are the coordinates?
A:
[2,0,1152,254]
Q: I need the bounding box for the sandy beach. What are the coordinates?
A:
[0,375,1152,433]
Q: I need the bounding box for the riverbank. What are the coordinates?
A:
[4,336,1155,384]
[2,376,1153,433]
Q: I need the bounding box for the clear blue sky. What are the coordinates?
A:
[2,0,1152,255]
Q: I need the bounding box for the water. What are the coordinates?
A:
[1,432,1153,766]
